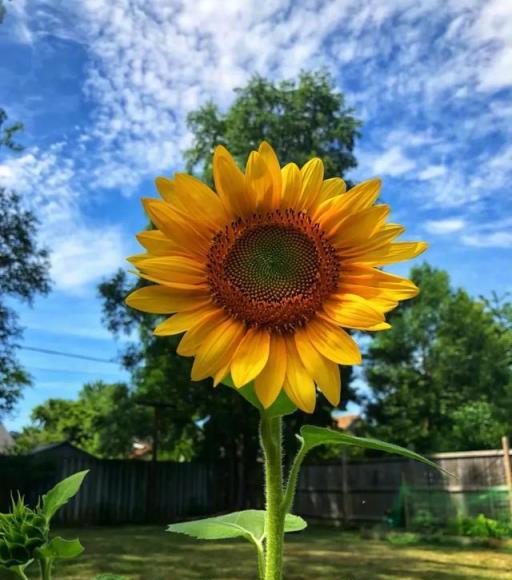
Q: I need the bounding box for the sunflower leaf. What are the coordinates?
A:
[300,426,453,477]
[36,537,84,561]
[222,376,297,417]
[167,510,306,544]
[41,471,89,521]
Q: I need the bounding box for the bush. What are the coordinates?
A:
[447,514,512,539]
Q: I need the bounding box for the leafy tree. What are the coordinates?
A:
[185,71,361,184]
[15,381,153,458]
[0,150,50,416]
[98,71,361,473]
[0,3,50,415]
[362,263,512,452]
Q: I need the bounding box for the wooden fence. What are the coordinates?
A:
[2,446,511,526]
[293,448,512,525]
[0,455,231,524]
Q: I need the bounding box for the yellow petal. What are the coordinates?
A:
[254,334,287,408]
[343,178,382,214]
[366,322,392,331]
[295,329,340,406]
[330,205,390,248]
[173,173,228,229]
[306,318,362,365]
[280,163,302,208]
[284,338,316,413]
[136,230,183,256]
[141,198,210,257]
[314,178,381,227]
[317,177,346,204]
[135,256,206,286]
[213,145,253,218]
[153,303,214,336]
[177,309,227,356]
[231,328,271,388]
[340,224,405,259]
[127,253,150,266]
[191,318,246,381]
[155,176,175,203]
[245,151,274,211]
[321,294,385,329]
[125,285,208,314]
[350,241,428,266]
[298,158,324,210]
[258,142,282,209]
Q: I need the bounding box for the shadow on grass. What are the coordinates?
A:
[3,526,512,579]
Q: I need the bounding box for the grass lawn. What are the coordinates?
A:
[5,526,512,580]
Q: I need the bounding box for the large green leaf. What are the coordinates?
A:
[41,471,89,520]
[222,376,296,417]
[300,426,452,476]
[95,575,127,580]
[167,510,306,544]
[36,537,83,561]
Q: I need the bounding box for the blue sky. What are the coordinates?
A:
[1,0,511,431]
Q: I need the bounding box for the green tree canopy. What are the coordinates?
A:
[185,71,361,183]
[362,263,512,452]
[0,120,49,415]
[15,381,154,458]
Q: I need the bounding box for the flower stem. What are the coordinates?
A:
[260,414,284,580]
[282,437,308,516]
[40,557,53,580]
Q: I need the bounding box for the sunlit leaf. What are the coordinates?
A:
[300,425,453,476]
[41,471,89,520]
[167,509,306,544]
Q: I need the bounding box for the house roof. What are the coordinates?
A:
[28,441,96,459]
[334,413,360,431]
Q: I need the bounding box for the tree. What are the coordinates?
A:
[0,150,50,417]
[185,71,361,184]
[15,381,153,458]
[362,263,512,452]
[98,71,361,471]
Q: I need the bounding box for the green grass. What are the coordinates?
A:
[5,526,512,579]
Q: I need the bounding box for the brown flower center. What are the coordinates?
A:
[207,210,339,333]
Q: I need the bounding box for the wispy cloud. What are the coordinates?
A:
[424,218,466,235]
[1,0,511,293]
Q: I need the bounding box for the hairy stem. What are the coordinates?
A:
[260,414,284,580]
[281,437,308,516]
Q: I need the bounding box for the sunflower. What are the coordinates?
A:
[126,143,426,412]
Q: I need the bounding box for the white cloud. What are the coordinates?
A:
[462,231,512,248]
[3,0,512,271]
[370,146,416,177]
[0,149,126,295]
[418,165,447,180]
[424,218,466,234]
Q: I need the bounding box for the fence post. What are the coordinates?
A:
[501,436,512,519]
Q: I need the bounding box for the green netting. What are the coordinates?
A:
[390,483,511,529]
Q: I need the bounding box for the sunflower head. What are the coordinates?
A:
[126,142,426,413]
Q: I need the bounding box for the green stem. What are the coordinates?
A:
[282,437,308,516]
[39,557,53,580]
[260,414,284,580]
[12,565,30,580]
[251,539,265,580]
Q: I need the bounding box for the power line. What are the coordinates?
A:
[20,346,117,364]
